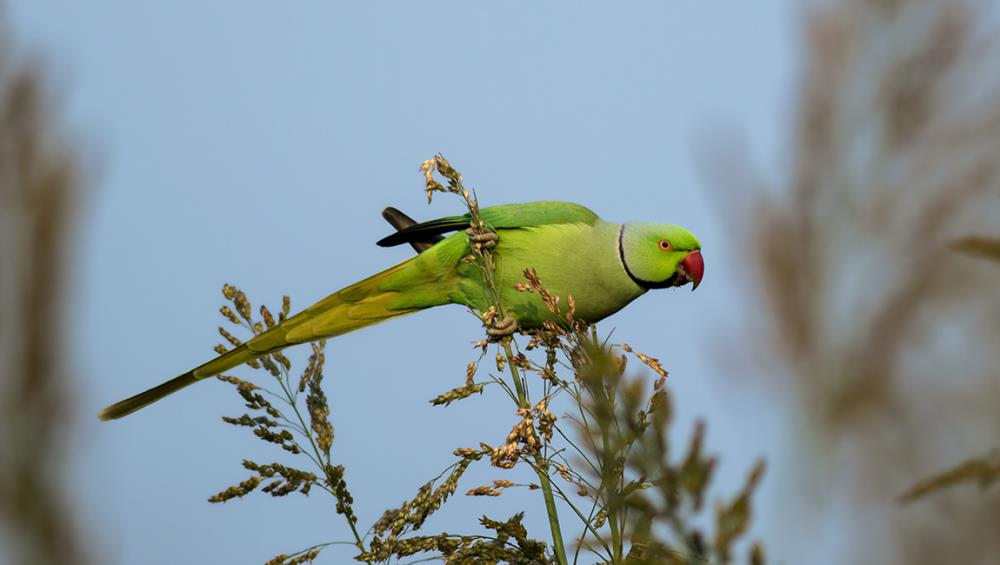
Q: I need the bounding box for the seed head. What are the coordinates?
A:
[466,485,503,497]
[218,327,242,347]
[260,304,276,328]
[219,305,240,325]
[233,290,252,322]
[280,295,291,322]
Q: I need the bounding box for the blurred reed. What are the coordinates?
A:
[702,0,1000,562]
[0,18,91,565]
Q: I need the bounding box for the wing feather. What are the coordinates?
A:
[376,201,599,248]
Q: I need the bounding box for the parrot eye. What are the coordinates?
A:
[658,239,671,251]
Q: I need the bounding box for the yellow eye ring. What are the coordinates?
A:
[658,239,671,251]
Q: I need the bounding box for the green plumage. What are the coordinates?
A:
[99,201,701,420]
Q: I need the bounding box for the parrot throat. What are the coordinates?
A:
[617,224,676,290]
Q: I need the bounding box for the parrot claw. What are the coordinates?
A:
[486,315,519,341]
[466,227,498,251]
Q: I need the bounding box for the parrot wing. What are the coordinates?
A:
[377,201,599,248]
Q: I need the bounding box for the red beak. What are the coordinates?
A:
[680,250,704,290]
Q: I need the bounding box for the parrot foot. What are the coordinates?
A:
[466,227,498,251]
[486,315,519,341]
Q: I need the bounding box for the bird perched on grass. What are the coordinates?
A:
[99,201,703,420]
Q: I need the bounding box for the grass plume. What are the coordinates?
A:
[0,23,90,565]
[702,0,1000,562]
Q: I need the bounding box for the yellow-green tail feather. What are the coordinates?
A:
[97,345,255,420]
[98,254,442,421]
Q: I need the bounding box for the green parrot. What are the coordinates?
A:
[98,201,703,420]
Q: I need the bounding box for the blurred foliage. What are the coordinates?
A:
[0,21,90,565]
[900,241,1000,503]
[571,338,767,565]
[900,448,1000,503]
[951,236,1000,262]
[705,0,1000,562]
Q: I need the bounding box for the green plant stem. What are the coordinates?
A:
[278,373,370,563]
[534,461,569,565]
[544,479,613,561]
[502,338,529,409]
[604,427,623,562]
[447,161,567,565]
[500,339,567,565]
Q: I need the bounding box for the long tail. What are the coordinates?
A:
[97,345,255,420]
[99,258,427,421]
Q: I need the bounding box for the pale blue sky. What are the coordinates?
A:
[7,2,797,563]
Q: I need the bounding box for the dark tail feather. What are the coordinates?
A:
[382,206,417,230]
[380,207,447,252]
[98,371,199,421]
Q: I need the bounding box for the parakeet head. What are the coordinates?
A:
[618,223,704,290]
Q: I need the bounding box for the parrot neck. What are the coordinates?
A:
[616,224,671,290]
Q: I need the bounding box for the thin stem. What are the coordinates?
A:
[534,458,570,565]
[438,158,567,565]
[502,339,529,409]
[599,419,623,562]
[488,373,518,405]
[573,493,604,565]
[500,338,567,565]
[277,370,369,563]
[553,424,600,476]
[545,475,613,560]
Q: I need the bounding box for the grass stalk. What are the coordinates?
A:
[501,338,567,564]
[431,154,569,563]
[277,375,369,561]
